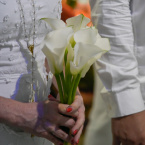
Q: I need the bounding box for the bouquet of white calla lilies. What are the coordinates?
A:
[40,14,110,107]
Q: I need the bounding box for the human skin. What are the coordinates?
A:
[0,94,85,145]
[112,111,145,145]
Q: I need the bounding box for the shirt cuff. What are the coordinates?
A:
[101,87,145,118]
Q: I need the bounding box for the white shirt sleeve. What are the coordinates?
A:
[95,0,145,117]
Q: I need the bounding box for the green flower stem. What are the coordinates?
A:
[71,73,81,103]
[64,48,68,66]
[67,73,81,104]
[65,63,72,94]
[65,63,70,81]
[55,74,64,103]
[60,72,67,103]
[67,73,72,96]
[68,75,77,104]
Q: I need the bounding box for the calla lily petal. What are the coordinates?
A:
[41,18,66,30]
[43,27,73,50]
[95,34,111,51]
[42,45,56,74]
[66,14,90,32]
[81,52,104,77]
[74,28,97,45]
[70,43,105,77]
[67,33,76,48]
[67,43,74,62]
[41,27,73,74]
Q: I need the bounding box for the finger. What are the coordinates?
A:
[72,125,83,144]
[58,115,76,129]
[113,135,121,145]
[50,127,73,143]
[58,95,83,118]
[43,114,75,129]
[39,131,63,145]
[71,106,85,135]
[70,95,83,112]
[48,94,60,102]
[58,103,78,118]
[43,122,65,144]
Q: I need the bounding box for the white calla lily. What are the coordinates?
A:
[70,43,106,77]
[67,33,76,48]
[41,18,66,30]
[67,43,74,62]
[41,27,73,74]
[74,28,98,45]
[95,33,111,51]
[66,14,90,32]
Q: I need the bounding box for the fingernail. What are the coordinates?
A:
[48,94,53,98]
[77,140,79,144]
[73,129,78,136]
[66,106,72,112]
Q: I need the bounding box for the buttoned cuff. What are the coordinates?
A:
[101,87,145,118]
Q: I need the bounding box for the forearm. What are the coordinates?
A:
[0,96,38,129]
[95,0,145,117]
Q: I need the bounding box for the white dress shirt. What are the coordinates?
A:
[94,0,145,117]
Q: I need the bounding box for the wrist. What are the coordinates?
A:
[17,102,39,130]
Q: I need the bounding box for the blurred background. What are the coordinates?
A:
[61,0,95,144]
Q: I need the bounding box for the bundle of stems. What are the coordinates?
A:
[55,51,81,105]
